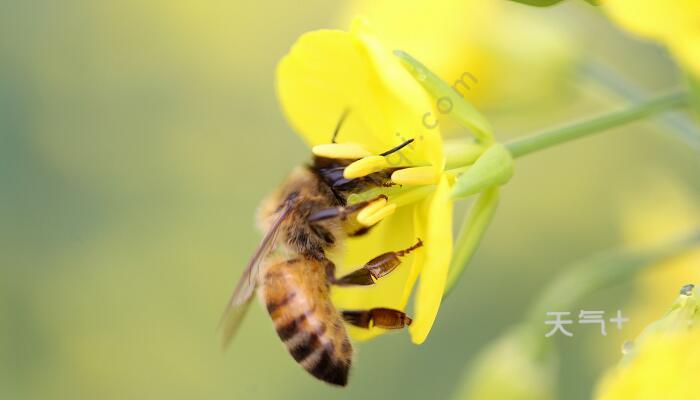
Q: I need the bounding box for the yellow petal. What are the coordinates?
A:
[339,0,577,110]
[604,0,700,76]
[330,205,418,341]
[276,19,444,168]
[671,37,700,78]
[398,200,428,308]
[312,143,372,159]
[353,20,445,169]
[604,0,696,40]
[409,175,453,344]
[595,331,700,400]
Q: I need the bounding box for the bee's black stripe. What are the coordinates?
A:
[309,346,333,378]
[290,334,319,362]
[276,313,308,341]
[324,361,350,387]
[307,344,349,386]
[288,319,328,362]
[266,292,297,315]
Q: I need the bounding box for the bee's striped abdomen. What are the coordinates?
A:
[261,258,352,386]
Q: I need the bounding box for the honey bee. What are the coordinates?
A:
[220,113,422,386]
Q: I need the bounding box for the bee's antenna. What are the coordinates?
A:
[331,108,351,143]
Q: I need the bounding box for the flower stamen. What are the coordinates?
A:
[391,166,440,185]
[343,155,392,179]
[357,202,397,226]
[356,196,387,221]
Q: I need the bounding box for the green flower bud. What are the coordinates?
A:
[444,140,487,170]
[452,143,514,199]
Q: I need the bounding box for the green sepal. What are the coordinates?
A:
[393,50,494,143]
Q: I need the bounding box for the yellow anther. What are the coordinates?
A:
[356,197,387,223]
[357,203,397,227]
[312,143,372,160]
[391,166,440,185]
[343,155,391,179]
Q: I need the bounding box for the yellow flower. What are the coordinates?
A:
[276,19,454,344]
[598,330,700,399]
[616,177,700,342]
[339,0,577,110]
[595,286,700,400]
[603,0,700,77]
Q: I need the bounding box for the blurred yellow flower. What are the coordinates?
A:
[604,0,700,77]
[339,0,577,111]
[276,18,454,344]
[595,286,700,400]
[616,177,700,339]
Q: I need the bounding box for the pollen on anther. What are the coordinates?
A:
[356,197,388,223]
[357,203,397,227]
[391,166,439,186]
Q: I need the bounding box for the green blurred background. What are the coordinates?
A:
[2,1,699,399]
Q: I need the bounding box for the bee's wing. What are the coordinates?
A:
[219,296,254,350]
[219,201,293,349]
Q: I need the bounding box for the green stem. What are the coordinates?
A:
[526,229,700,357]
[581,61,700,149]
[527,230,700,323]
[505,91,690,158]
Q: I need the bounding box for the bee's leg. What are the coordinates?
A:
[329,239,423,286]
[341,308,412,329]
[307,195,387,223]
